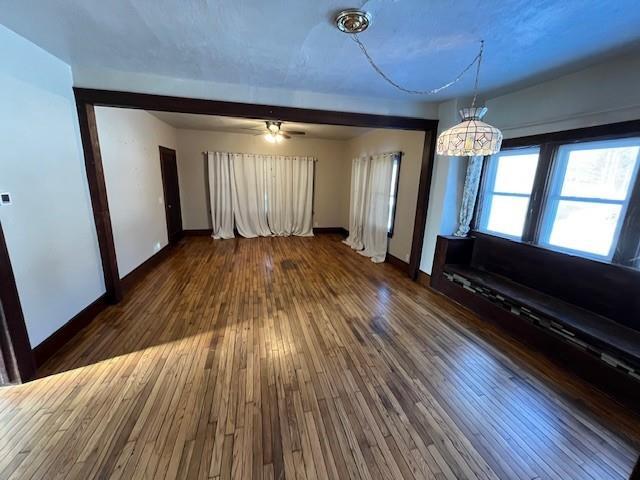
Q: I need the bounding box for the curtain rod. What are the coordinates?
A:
[202,151,318,161]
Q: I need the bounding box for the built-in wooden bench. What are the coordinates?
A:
[431,233,640,407]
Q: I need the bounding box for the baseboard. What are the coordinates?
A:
[121,244,173,292]
[183,229,213,236]
[385,253,410,274]
[416,270,431,287]
[33,294,108,367]
[313,227,349,236]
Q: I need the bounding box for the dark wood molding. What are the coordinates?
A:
[0,222,36,382]
[520,143,554,243]
[33,242,175,368]
[631,456,640,480]
[408,130,438,280]
[121,244,173,292]
[32,295,108,368]
[416,270,431,288]
[73,87,438,287]
[73,88,438,131]
[387,152,403,238]
[183,229,214,236]
[501,119,640,149]
[74,99,122,303]
[385,253,410,274]
[313,227,349,236]
[475,119,640,267]
[614,172,640,267]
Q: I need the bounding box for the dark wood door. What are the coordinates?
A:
[159,147,183,245]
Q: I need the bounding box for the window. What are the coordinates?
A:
[478,147,540,239]
[540,138,640,259]
[387,155,401,236]
[473,123,640,268]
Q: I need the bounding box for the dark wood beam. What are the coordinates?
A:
[408,130,438,279]
[74,100,122,303]
[73,87,438,286]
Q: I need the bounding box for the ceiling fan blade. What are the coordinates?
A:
[282,130,306,135]
[281,133,291,139]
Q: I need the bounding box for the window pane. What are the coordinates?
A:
[486,195,530,238]
[494,151,539,194]
[560,144,639,200]
[548,201,622,256]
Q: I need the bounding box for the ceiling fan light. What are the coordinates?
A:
[267,121,280,133]
[264,133,276,143]
[436,107,503,157]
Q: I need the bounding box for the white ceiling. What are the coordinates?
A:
[149,111,372,140]
[1,1,640,101]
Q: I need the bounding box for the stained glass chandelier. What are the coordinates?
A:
[435,41,502,156]
[437,106,502,156]
[335,9,503,157]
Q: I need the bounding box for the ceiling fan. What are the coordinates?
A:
[257,121,306,143]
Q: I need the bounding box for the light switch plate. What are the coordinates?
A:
[0,193,11,205]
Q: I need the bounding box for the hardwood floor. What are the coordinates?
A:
[1,235,638,479]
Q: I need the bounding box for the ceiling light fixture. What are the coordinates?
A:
[336,9,502,156]
[264,132,283,143]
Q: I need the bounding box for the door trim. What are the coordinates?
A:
[0,221,36,382]
[74,88,439,301]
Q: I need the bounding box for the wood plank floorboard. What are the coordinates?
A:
[1,235,638,479]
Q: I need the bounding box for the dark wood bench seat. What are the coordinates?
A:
[444,264,640,369]
[430,234,640,408]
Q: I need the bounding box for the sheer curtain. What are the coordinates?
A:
[344,152,399,263]
[206,152,315,238]
[266,155,314,236]
[207,152,235,239]
[343,156,370,250]
[230,153,271,238]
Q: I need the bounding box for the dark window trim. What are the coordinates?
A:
[387,152,403,238]
[473,119,640,268]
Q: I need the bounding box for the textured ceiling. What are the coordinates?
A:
[1,0,640,100]
[149,111,372,140]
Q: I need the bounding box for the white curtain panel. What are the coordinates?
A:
[230,153,271,238]
[266,155,314,236]
[207,152,235,239]
[358,152,396,263]
[207,152,315,239]
[343,156,370,250]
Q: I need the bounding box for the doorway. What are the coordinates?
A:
[159,146,183,245]
[0,221,36,383]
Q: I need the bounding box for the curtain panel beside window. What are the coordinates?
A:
[207,152,315,239]
[344,152,401,263]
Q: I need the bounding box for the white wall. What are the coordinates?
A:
[420,99,468,274]
[95,107,178,277]
[347,129,426,262]
[175,129,351,230]
[0,25,104,347]
[419,51,640,275]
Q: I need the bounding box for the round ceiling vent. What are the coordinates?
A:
[335,9,372,34]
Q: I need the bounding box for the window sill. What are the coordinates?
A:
[470,230,638,272]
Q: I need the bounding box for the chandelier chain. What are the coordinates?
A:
[351,34,484,97]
